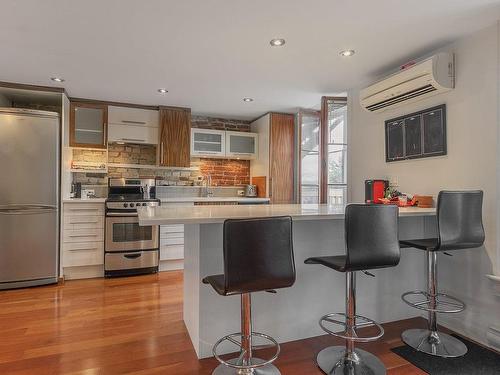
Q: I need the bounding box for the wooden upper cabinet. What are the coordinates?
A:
[270,113,295,204]
[158,106,191,167]
[70,102,108,149]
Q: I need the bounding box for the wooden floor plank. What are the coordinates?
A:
[0,272,439,374]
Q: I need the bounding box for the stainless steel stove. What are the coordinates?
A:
[104,178,160,277]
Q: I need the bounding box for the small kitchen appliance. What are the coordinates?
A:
[244,184,257,197]
[104,178,160,277]
[365,179,389,204]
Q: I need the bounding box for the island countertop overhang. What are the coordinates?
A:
[137,204,436,225]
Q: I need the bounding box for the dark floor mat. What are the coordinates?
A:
[391,334,500,375]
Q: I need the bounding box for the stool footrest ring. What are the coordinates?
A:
[319,312,384,342]
[401,290,465,313]
[212,331,280,370]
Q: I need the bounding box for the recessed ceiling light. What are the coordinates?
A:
[50,77,65,83]
[339,49,355,57]
[158,88,168,94]
[243,97,254,102]
[270,38,286,47]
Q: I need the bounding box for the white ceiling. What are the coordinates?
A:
[1,0,500,120]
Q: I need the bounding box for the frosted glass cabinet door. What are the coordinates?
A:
[225,131,258,159]
[70,102,108,149]
[191,129,226,157]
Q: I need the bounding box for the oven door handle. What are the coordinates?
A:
[106,212,138,217]
[124,253,142,259]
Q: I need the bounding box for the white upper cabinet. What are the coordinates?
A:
[191,128,226,157]
[225,131,258,159]
[108,106,159,144]
[108,106,159,127]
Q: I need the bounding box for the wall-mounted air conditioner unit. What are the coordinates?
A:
[360,52,454,113]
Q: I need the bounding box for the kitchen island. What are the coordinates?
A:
[138,204,436,359]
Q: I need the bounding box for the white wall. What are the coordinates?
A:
[348,23,500,348]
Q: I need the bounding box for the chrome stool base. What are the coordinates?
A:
[316,346,386,375]
[213,358,280,375]
[402,328,467,358]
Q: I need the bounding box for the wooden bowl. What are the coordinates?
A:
[413,195,433,208]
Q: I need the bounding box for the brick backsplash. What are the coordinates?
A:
[72,116,252,188]
[108,143,156,165]
[191,116,250,132]
[194,159,250,186]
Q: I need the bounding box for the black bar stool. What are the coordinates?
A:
[305,204,400,375]
[202,216,296,375]
[400,190,485,358]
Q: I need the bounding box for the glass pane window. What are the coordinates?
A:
[325,98,348,206]
[299,111,321,204]
[328,145,347,184]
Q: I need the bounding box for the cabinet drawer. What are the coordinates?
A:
[160,224,184,234]
[160,231,184,240]
[63,242,103,267]
[108,106,159,127]
[160,236,184,246]
[64,215,104,229]
[64,203,104,216]
[64,228,104,243]
[105,250,158,271]
[160,245,184,261]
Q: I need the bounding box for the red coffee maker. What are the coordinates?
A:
[365,179,389,204]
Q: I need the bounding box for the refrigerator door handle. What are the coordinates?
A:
[0,204,57,215]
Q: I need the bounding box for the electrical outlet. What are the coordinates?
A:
[389,176,399,187]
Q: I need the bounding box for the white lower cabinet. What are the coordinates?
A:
[62,202,105,279]
[159,203,192,271]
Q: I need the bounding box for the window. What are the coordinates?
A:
[299,111,321,203]
[298,97,348,205]
[322,97,348,206]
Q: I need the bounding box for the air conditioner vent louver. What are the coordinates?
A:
[360,53,454,113]
[366,84,437,112]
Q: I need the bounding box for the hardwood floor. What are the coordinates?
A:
[0,271,433,374]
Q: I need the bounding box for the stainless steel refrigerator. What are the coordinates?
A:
[0,108,59,289]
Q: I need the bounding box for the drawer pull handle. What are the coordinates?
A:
[124,253,142,259]
[69,234,98,238]
[121,120,147,125]
[70,220,99,224]
[69,247,97,251]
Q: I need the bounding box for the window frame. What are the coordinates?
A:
[320,96,348,204]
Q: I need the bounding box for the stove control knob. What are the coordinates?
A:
[142,203,147,206]
[129,203,135,208]
[123,203,128,208]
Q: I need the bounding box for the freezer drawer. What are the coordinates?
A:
[104,250,158,271]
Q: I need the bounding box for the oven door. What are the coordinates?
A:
[105,215,159,252]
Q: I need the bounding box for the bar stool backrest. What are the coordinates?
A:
[437,190,485,251]
[223,216,295,294]
[344,204,400,271]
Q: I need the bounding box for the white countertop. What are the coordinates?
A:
[63,197,269,204]
[63,198,107,203]
[137,204,436,225]
[160,197,270,203]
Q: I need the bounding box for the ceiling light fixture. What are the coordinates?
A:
[339,49,355,57]
[50,77,65,83]
[243,97,254,102]
[158,88,168,94]
[270,38,286,47]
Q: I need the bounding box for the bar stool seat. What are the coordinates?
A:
[203,216,296,375]
[304,255,348,272]
[202,275,227,295]
[305,204,400,375]
[400,238,438,250]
